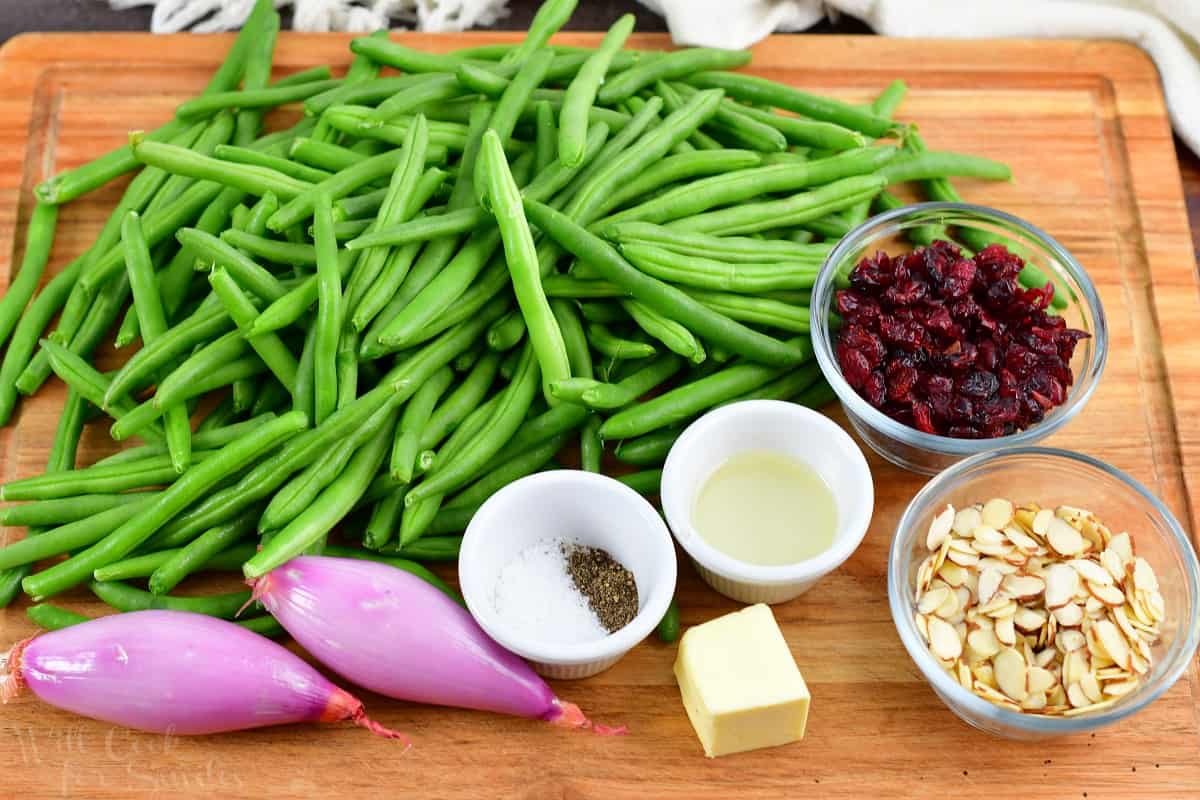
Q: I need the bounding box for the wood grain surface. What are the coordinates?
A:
[0,32,1198,800]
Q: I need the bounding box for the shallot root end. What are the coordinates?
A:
[550,700,628,736]
[0,638,32,704]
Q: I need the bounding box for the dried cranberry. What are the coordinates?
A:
[834,240,1088,439]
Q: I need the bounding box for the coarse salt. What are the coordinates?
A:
[493,538,608,644]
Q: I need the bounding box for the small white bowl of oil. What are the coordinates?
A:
[661,399,874,604]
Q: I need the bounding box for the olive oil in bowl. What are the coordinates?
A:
[692,450,838,566]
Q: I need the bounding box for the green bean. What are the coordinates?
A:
[311,192,341,425]
[657,598,680,642]
[664,80,785,153]
[176,78,342,120]
[730,363,824,405]
[26,604,91,630]
[90,580,249,620]
[472,49,556,194]
[419,352,502,451]
[614,426,682,466]
[23,411,306,600]
[348,37,487,73]
[532,100,556,173]
[390,366,454,484]
[0,254,84,424]
[486,311,526,352]
[407,343,540,505]
[208,268,299,390]
[551,353,682,410]
[158,186,250,319]
[78,179,224,293]
[245,414,395,578]
[0,493,148,528]
[343,115,429,317]
[103,301,233,406]
[391,535,462,562]
[598,49,750,105]
[602,149,762,216]
[559,14,634,166]
[588,323,656,360]
[95,543,255,582]
[117,351,264,441]
[144,114,238,220]
[549,298,592,379]
[481,402,589,471]
[291,322,317,420]
[150,300,508,550]
[728,101,866,151]
[288,137,366,172]
[149,329,249,408]
[319,107,464,153]
[666,173,886,237]
[269,145,437,233]
[479,131,571,404]
[130,137,311,200]
[600,351,808,440]
[504,0,577,65]
[622,299,705,364]
[122,211,193,472]
[233,379,258,413]
[148,509,258,595]
[38,339,163,442]
[97,415,277,468]
[212,143,332,183]
[4,457,177,503]
[321,544,461,603]
[579,415,603,473]
[617,468,662,495]
[178,227,288,302]
[688,71,898,138]
[371,73,466,125]
[0,498,155,570]
[601,146,897,229]
[426,505,476,535]
[46,390,86,474]
[566,89,724,227]
[260,400,396,533]
[621,243,818,293]
[682,287,810,332]
[305,73,429,115]
[346,207,488,250]
[273,65,334,88]
[526,199,807,366]
[542,276,626,299]
[448,427,570,512]
[576,300,624,324]
[608,223,830,264]
[363,489,406,550]
[878,150,1011,185]
[0,202,58,351]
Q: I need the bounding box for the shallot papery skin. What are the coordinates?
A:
[1,609,405,739]
[253,556,611,730]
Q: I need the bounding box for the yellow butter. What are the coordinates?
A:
[673,603,810,757]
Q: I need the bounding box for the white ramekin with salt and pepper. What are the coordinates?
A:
[458,471,677,679]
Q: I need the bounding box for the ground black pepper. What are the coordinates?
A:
[562,543,638,633]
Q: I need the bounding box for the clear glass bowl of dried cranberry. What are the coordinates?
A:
[811,203,1107,474]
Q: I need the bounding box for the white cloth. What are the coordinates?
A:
[642,0,1200,156]
[108,0,511,33]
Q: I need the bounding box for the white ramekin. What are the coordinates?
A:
[458,470,677,679]
[661,399,874,604]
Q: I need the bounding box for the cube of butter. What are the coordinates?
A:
[674,603,810,757]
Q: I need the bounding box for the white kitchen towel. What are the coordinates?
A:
[643,0,1200,156]
[108,1,512,33]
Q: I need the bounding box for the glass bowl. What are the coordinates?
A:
[810,202,1108,474]
[888,447,1200,739]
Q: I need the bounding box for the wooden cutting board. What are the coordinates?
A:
[0,31,1198,800]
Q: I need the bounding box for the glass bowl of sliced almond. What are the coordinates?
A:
[888,446,1200,739]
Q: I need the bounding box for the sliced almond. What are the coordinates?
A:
[1053,602,1084,627]
[1004,525,1041,553]
[937,561,968,587]
[935,588,961,620]
[1103,678,1140,698]
[1014,607,1048,632]
[1100,549,1125,583]
[1063,698,1116,717]
[1145,590,1165,622]
[1035,648,1057,668]
[1057,629,1087,652]
[952,506,983,536]
[1066,682,1090,709]
[947,548,981,568]
[1087,581,1125,607]
[926,505,955,550]
[1032,507,1055,536]
[1080,671,1104,703]
[956,659,973,690]
[1027,665,1057,694]
[1020,691,1048,711]
[1107,532,1134,565]
[928,616,963,661]
[967,627,1002,659]
[1043,563,1080,608]
[995,614,1017,647]
[918,586,951,615]
[916,555,935,594]
[1093,620,1130,669]
[914,611,929,642]
[982,498,1015,529]
[1003,574,1046,599]
[1046,517,1086,557]
[978,567,1003,605]
[994,647,1028,702]
[1069,558,1113,586]
[978,557,1019,575]
[1131,558,1159,592]
[972,525,1007,546]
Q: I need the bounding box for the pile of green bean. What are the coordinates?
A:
[0,0,1013,621]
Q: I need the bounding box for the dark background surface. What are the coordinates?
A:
[1,0,1196,261]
